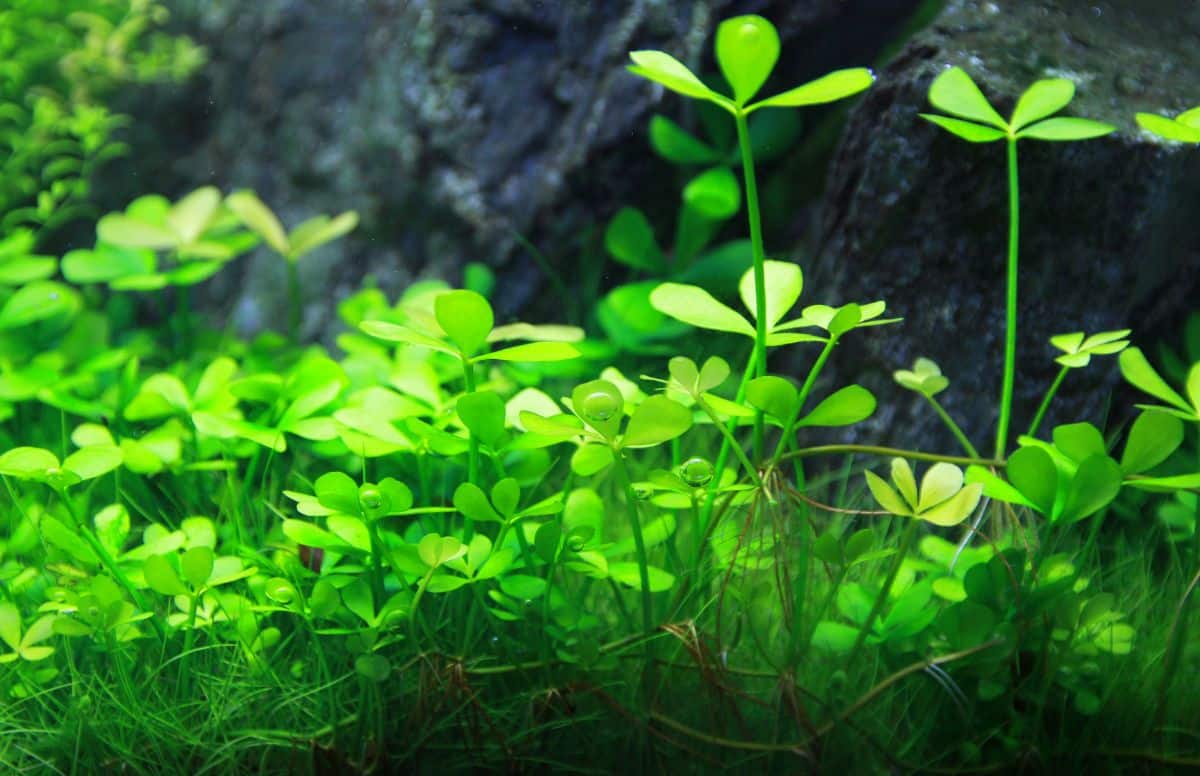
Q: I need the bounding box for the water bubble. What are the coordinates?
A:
[581,391,619,422]
[358,487,383,512]
[633,484,652,501]
[680,457,714,487]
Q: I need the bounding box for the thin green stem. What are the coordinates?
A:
[995,138,1020,459]
[784,444,1002,468]
[613,451,654,636]
[462,355,479,541]
[699,347,757,529]
[1027,365,1069,439]
[846,518,919,666]
[735,110,768,460]
[286,260,301,344]
[771,337,838,464]
[925,395,980,458]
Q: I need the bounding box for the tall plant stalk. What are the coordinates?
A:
[735,111,768,461]
[995,138,1020,459]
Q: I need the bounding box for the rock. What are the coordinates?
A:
[809,0,1200,455]
[101,0,921,340]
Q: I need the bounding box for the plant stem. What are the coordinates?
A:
[735,110,768,460]
[1027,365,1069,439]
[286,260,301,344]
[771,337,838,464]
[995,138,1020,459]
[613,451,654,636]
[846,518,919,666]
[925,395,980,458]
[784,444,1002,468]
[461,356,479,541]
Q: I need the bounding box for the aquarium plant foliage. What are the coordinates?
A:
[0,9,1198,774]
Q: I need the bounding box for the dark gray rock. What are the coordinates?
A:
[808,0,1200,455]
[104,0,920,339]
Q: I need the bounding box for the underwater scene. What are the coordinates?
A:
[1,0,1199,773]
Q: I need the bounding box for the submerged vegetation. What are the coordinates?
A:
[0,7,1198,774]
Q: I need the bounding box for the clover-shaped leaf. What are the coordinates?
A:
[418,534,467,569]
[865,458,982,527]
[1050,329,1130,368]
[0,603,56,663]
[921,67,1114,143]
[628,15,871,116]
[226,191,358,262]
[1136,107,1200,143]
[894,358,950,397]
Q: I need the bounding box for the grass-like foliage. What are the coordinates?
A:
[0,12,1198,774]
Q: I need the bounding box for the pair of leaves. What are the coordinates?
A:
[745,375,876,429]
[866,458,983,527]
[0,444,122,489]
[921,67,1114,143]
[966,423,1122,524]
[1135,107,1200,143]
[894,358,949,398]
[225,190,358,263]
[453,477,563,526]
[629,15,873,114]
[361,289,582,363]
[0,603,56,663]
[1050,329,1130,368]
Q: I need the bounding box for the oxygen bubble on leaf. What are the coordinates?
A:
[582,391,619,422]
[358,487,382,512]
[633,484,653,501]
[680,457,714,487]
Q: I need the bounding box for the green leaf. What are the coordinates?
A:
[605,207,664,271]
[1120,348,1191,413]
[715,15,779,104]
[358,321,458,356]
[683,167,741,220]
[1016,117,1115,141]
[650,282,754,336]
[62,445,122,481]
[1136,112,1200,143]
[1052,423,1107,462]
[865,469,910,517]
[919,483,982,527]
[571,444,615,476]
[0,281,80,328]
[917,463,965,512]
[738,260,801,330]
[453,483,504,524]
[457,391,507,448]
[143,554,188,596]
[1010,79,1075,130]
[435,290,493,356]
[621,395,693,448]
[797,385,876,428]
[748,68,874,111]
[282,519,345,551]
[181,546,214,588]
[919,114,1007,143]
[491,478,521,518]
[288,211,358,260]
[0,602,18,651]
[355,654,391,682]
[62,246,155,284]
[97,214,177,250]
[167,187,221,244]
[608,562,675,592]
[226,191,288,255]
[327,515,372,553]
[926,67,1006,129]
[965,465,1034,509]
[891,457,918,508]
[1126,473,1200,492]
[811,621,858,652]
[0,446,58,478]
[480,342,580,362]
[627,51,721,103]
[1006,446,1058,515]
[41,515,97,564]
[648,115,721,164]
[418,534,465,568]
[1061,455,1122,524]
